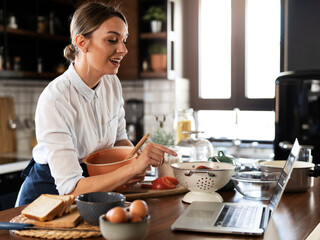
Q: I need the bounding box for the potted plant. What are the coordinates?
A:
[148,43,167,72]
[143,6,166,33]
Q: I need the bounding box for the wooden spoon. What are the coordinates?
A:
[125,133,150,160]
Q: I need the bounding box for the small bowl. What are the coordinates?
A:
[76,192,126,226]
[99,214,150,240]
[84,146,138,176]
[231,171,278,200]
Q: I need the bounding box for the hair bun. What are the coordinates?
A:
[64,44,76,62]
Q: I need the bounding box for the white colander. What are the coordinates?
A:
[171,162,234,203]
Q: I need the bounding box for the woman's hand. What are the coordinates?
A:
[137,142,178,169]
[124,143,177,188]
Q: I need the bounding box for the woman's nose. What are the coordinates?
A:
[118,42,128,56]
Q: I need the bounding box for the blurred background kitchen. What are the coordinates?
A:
[0,0,320,209]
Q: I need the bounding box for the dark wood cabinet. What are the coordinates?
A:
[138,0,182,80]
[0,0,75,80]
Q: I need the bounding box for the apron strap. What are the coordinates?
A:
[20,158,35,179]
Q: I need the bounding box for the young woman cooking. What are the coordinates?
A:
[16,2,176,206]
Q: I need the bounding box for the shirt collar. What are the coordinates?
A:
[66,63,96,101]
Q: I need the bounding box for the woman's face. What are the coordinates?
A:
[86,16,128,75]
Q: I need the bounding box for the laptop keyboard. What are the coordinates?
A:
[214,205,259,228]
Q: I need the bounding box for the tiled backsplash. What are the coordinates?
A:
[0,77,189,157]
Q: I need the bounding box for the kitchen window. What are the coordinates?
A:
[186,0,281,141]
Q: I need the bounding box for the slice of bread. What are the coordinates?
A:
[21,194,65,221]
[46,194,75,217]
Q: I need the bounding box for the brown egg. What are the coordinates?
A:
[106,207,128,223]
[129,200,148,218]
[130,213,142,223]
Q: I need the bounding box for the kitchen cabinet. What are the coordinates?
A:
[283,0,320,71]
[0,0,75,80]
[114,0,139,80]
[138,0,182,80]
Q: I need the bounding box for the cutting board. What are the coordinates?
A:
[0,97,17,153]
[122,185,189,201]
[24,209,82,228]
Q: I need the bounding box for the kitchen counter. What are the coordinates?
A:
[1,177,320,240]
[0,151,31,174]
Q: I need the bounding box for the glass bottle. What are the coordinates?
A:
[174,108,195,144]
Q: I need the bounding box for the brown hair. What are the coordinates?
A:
[64,2,127,62]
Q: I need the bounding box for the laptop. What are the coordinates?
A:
[171,139,301,235]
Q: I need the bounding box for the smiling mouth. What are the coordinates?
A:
[110,59,121,67]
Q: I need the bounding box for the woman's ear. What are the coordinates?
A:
[75,34,89,53]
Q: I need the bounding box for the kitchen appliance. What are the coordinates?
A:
[125,99,144,145]
[275,70,320,164]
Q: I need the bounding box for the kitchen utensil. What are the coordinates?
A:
[259,160,320,192]
[0,222,99,232]
[231,171,278,200]
[7,96,17,130]
[209,150,235,191]
[84,146,138,176]
[177,131,214,162]
[125,133,150,160]
[0,97,17,153]
[76,192,126,226]
[122,185,188,201]
[99,214,150,240]
[171,161,234,203]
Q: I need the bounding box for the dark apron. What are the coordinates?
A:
[18,159,88,206]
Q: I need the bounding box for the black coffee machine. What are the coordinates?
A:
[125,99,144,145]
[274,70,320,164]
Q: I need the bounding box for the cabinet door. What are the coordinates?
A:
[116,0,139,80]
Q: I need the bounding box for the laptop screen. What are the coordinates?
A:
[268,139,301,212]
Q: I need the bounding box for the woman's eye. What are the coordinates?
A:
[108,39,117,44]
[123,41,127,45]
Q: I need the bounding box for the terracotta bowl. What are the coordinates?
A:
[84,146,138,176]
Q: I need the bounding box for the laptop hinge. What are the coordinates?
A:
[260,206,272,229]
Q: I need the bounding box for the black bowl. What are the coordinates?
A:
[76,192,126,226]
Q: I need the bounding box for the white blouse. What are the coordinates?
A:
[32,63,128,195]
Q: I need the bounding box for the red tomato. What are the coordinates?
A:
[195,165,212,170]
[152,176,176,190]
[165,176,179,185]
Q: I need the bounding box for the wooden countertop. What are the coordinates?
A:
[1,178,320,240]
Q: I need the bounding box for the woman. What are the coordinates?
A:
[17,2,176,206]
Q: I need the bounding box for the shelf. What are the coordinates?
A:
[0,26,69,42]
[140,71,167,78]
[0,70,60,79]
[140,32,167,39]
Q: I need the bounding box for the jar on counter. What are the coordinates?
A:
[37,16,46,33]
[174,108,195,144]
